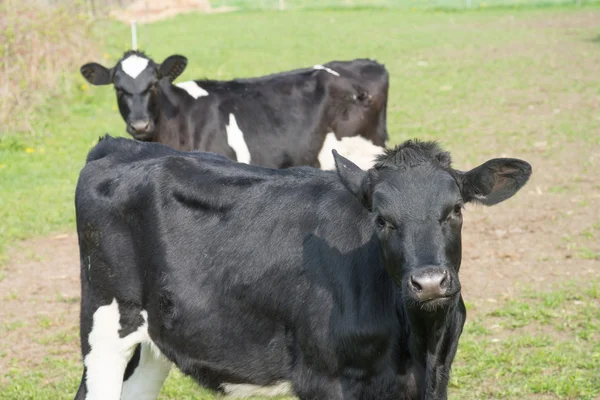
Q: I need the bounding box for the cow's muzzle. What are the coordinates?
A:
[127,119,155,140]
[406,267,460,305]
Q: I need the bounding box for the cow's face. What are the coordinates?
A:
[80,51,187,141]
[321,61,389,147]
[334,140,531,312]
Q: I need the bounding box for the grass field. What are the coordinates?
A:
[1,5,599,399]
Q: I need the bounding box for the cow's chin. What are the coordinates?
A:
[128,129,156,142]
[405,292,460,313]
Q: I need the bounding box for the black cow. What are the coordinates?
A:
[73,136,531,400]
[80,51,389,168]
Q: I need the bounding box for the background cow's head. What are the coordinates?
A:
[334,140,531,312]
[80,51,187,140]
[319,59,389,147]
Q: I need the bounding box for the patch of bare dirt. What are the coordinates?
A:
[459,139,600,308]
[110,0,236,24]
[0,233,81,376]
[458,10,600,31]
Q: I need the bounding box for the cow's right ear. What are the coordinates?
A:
[158,55,187,82]
[333,150,372,209]
[80,63,113,85]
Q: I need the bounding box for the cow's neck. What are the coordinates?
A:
[406,301,459,357]
[404,297,466,398]
[154,82,193,150]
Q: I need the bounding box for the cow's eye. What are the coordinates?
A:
[453,204,462,217]
[376,215,395,230]
[356,92,368,102]
[145,84,157,94]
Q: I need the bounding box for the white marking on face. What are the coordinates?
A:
[313,64,340,77]
[221,381,293,398]
[83,299,172,400]
[175,81,209,99]
[121,55,149,79]
[226,114,251,164]
[121,343,172,400]
[318,132,384,171]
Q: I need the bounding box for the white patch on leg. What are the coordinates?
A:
[226,114,251,164]
[313,64,340,77]
[121,342,172,400]
[318,132,384,171]
[176,81,209,99]
[221,381,293,398]
[121,55,149,79]
[83,299,171,400]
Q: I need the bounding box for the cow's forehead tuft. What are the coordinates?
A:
[120,55,150,79]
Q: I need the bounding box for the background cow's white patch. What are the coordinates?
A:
[313,64,340,77]
[318,133,384,171]
[226,114,251,164]
[84,299,171,400]
[121,55,149,79]
[176,81,209,99]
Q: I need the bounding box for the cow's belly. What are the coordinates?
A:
[148,290,292,390]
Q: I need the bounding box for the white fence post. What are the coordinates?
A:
[279,0,285,10]
[131,20,137,50]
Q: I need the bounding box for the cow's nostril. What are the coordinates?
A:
[410,275,422,292]
[440,270,449,288]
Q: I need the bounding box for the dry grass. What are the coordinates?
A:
[0,1,102,134]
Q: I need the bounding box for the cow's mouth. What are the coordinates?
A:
[416,291,460,311]
[128,129,155,141]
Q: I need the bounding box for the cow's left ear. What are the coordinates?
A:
[158,55,187,82]
[334,150,374,209]
[460,158,532,206]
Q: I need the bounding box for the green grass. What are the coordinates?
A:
[1,280,598,399]
[451,282,600,399]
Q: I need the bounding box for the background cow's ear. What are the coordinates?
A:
[158,55,187,82]
[80,63,113,85]
[461,158,532,206]
[333,150,372,208]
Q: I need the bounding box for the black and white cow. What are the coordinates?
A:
[80,51,389,169]
[73,136,531,400]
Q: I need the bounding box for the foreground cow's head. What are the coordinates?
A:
[318,60,389,147]
[80,51,187,140]
[334,140,531,311]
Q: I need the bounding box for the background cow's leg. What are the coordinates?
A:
[121,342,172,400]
